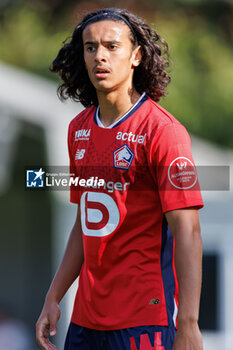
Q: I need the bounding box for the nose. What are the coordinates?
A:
[94,45,107,63]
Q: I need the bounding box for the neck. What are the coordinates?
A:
[96,86,140,127]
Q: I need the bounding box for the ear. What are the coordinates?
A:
[132,45,142,68]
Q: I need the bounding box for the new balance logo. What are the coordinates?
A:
[75,149,86,160]
[149,298,160,305]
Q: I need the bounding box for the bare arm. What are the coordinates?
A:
[165,208,203,350]
[36,206,84,350]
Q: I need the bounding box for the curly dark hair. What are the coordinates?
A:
[50,8,171,107]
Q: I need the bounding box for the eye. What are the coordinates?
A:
[108,44,117,50]
[86,46,96,52]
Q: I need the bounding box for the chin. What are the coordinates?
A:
[94,83,115,93]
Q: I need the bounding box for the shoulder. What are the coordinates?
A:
[145,97,190,142]
[68,105,96,131]
[146,98,182,128]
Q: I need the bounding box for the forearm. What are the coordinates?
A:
[46,209,84,304]
[165,209,203,326]
[174,219,202,325]
[36,209,84,349]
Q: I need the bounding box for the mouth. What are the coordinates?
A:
[94,66,110,78]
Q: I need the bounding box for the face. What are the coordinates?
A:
[82,20,141,94]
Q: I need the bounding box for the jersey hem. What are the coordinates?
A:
[70,319,169,331]
[70,198,80,204]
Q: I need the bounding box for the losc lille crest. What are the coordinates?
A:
[113,145,134,170]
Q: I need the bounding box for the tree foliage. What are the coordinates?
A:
[0,1,233,148]
[157,14,233,148]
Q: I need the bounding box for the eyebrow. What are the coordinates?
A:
[84,40,121,46]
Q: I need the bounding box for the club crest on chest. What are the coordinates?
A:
[113,145,134,170]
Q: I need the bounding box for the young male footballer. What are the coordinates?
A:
[36,8,204,350]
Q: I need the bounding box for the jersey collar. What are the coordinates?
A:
[94,92,148,129]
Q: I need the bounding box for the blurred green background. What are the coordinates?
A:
[1,0,233,147]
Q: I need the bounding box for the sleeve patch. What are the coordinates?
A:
[168,156,197,190]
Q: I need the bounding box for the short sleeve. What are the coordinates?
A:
[68,122,80,204]
[150,123,204,213]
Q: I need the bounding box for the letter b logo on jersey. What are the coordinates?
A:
[80,192,120,237]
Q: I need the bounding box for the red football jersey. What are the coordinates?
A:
[68,94,203,330]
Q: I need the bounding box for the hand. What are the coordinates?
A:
[36,299,61,350]
[172,321,203,350]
